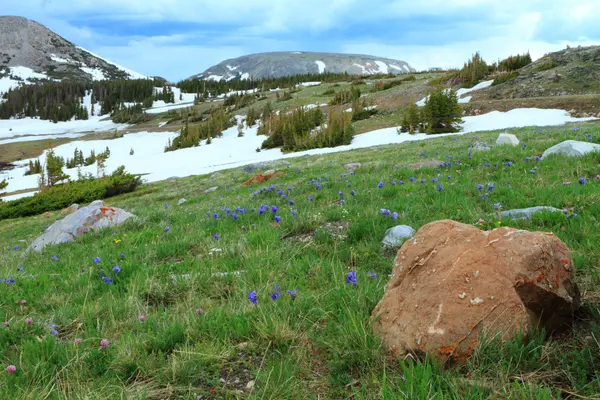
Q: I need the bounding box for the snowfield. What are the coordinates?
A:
[1,108,596,201]
[417,80,494,106]
[315,61,326,74]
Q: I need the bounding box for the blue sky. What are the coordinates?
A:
[3,0,599,81]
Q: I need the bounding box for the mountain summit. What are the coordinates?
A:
[0,16,145,91]
[191,51,415,81]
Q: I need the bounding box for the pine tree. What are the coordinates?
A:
[0,179,7,192]
[422,87,462,134]
[45,149,67,186]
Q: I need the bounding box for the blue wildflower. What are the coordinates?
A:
[213,233,219,240]
[274,215,281,223]
[164,204,169,209]
[288,200,294,205]
[377,182,384,189]
[213,213,219,220]
[271,206,278,214]
[102,276,113,285]
[93,257,101,265]
[535,156,541,162]
[291,209,297,218]
[392,212,399,220]
[51,256,59,262]
[286,289,298,300]
[120,253,125,260]
[493,203,503,211]
[346,271,357,286]
[13,245,19,251]
[437,184,443,192]
[308,196,313,201]
[248,291,258,305]
[351,190,356,196]
[6,277,16,284]
[270,285,281,300]
[579,177,586,185]
[164,226,170,233]
[112,266,121,274]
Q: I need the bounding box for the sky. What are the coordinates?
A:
[2,0,599,81]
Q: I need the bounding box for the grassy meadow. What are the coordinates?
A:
[1,123,600,399]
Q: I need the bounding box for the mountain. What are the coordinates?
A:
[191,51,415,81]
[0,16,146,94]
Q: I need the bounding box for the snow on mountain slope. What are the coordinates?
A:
[191,52,415,81]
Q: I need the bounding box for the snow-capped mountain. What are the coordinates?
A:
[190,51,415,81]
[0,16,146,95]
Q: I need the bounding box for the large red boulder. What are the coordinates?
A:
[373,220,580,364]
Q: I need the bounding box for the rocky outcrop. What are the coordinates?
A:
[496,133,520,146]
[373,220,580,365]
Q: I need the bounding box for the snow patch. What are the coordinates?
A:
[207,75,223,82]
[76,47,147,80]
[374,61,389,74]
[297,82,321,87]
[240,73,250,80]
[2,108,595,200]
[315,61,326,74]
[80,67,106,81]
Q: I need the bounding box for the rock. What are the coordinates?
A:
[242,160,290,174]
[382,225,416,249]
[243,171,286,187]
[501,206,562,220]
[211,172,221,178]
[470,142,491,152]
[26,200,136,253]
[246,381,255,390]
[410,160,443,170]
[496,133,520,146]
[541,140,600,159]
[60,203,79,215]
[344,163,362,171]
[178,198,187,206]
[204,187,218,194]
[373,220,580,365]
[596,112,600,119]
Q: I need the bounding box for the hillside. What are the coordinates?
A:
[472,45,600,100]
[1,122,600,398]
[0,16,146,94]
[191,51,415,81]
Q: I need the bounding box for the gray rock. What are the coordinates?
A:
[496,133,520,146]
[242,160,290,174]
[26,200,135,253]
[344,163,362,171]
[204,186,218,194]
[470,142,491,152]
[500,206,562,220]
[382,225,416,248]
[541,140,600,159]
[69,204,79,212]
[211,172,222,178]
[178,198,187,205]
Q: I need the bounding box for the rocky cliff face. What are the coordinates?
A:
[0,15,145,90]
[191,51,415,81]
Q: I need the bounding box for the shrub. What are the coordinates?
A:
[165,107,234,151]
[0,166,141,220]
[400,104,424,134]
[351,99,377,121]
[498,52,532,72]
[259,107,353,152]
[330,87,361,105]
[246,107,260,127]
[276,91,293,102]
[371,75,416,92]
[321,88,335,96]
[492,71,519,86]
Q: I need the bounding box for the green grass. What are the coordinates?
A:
[1,123,600,399]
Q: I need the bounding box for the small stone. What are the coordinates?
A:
[473,271,480,278]
[496,133,520,146]
[382,225,416,249]
[204,187,218,194]
[178,198,187,205]
[500,206,562,221]
[458,293,466,299]
[344,163,362,171]
[470,142,491,152]
[470,297,484,305]
[246,380,255,390]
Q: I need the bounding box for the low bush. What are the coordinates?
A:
[0,166,142,220]
[492,71,519,86]
[330,87,361,106]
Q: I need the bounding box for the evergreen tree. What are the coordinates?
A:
[0,179,7,192]
[422,87,463,134]
[45,149,68,186]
